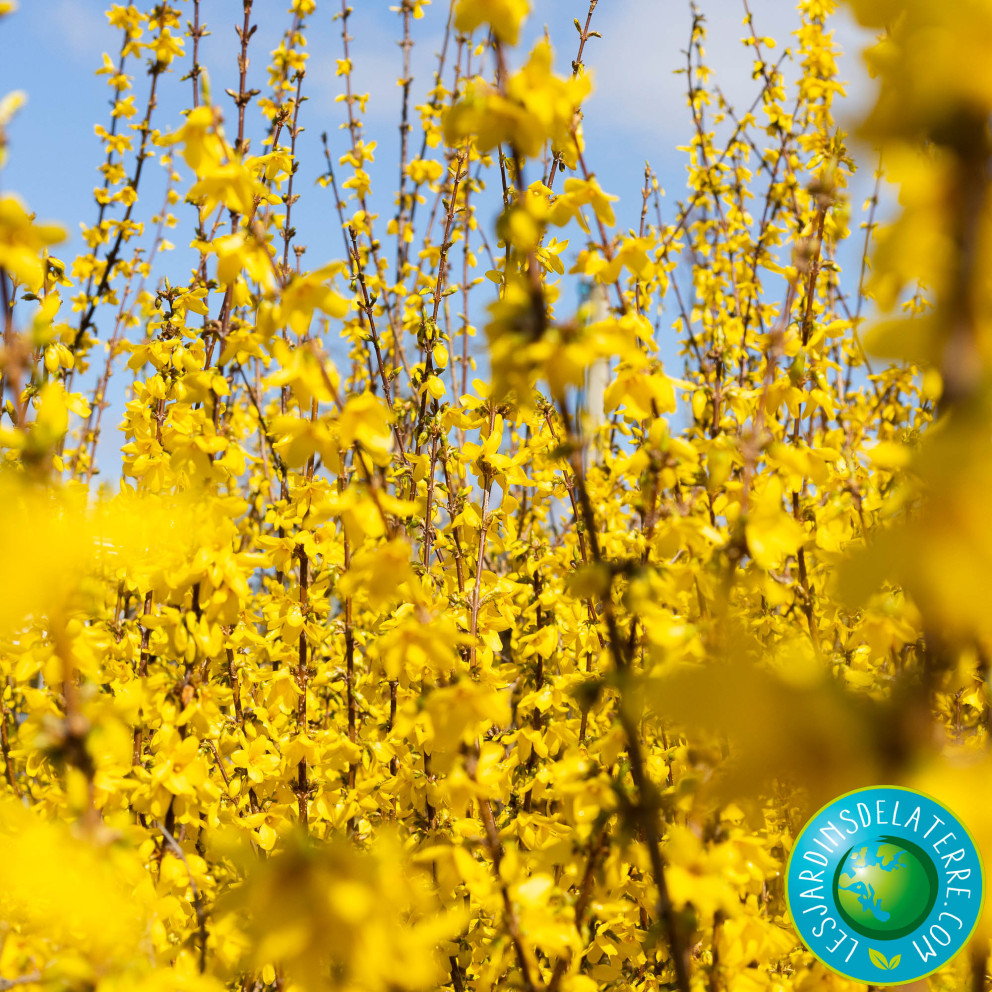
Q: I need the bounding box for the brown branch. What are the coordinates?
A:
[156,819,208,973]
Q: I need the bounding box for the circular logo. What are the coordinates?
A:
[786,786,984,984]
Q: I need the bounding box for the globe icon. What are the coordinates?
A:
[833,835,939,940]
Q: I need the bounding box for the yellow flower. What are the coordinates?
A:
[453,0,529,45]
[0,194,65,291]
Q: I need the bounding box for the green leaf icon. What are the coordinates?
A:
[869,948,890,970]
[889,954,901,969]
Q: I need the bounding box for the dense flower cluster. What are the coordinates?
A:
[0,1,989,991]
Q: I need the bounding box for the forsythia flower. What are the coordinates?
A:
[0,194,65,291]
[0,2,989,992]
[453,0,530,45]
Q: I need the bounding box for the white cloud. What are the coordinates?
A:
[47,0,112,63]
[307,6,447,126]
[526,0,876,142]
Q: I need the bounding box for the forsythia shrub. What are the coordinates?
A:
[0,0,990,990]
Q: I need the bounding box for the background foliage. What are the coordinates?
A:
[0,0,989,990]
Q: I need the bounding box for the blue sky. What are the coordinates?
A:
[1,0,876,251]
[0,0,878,478]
